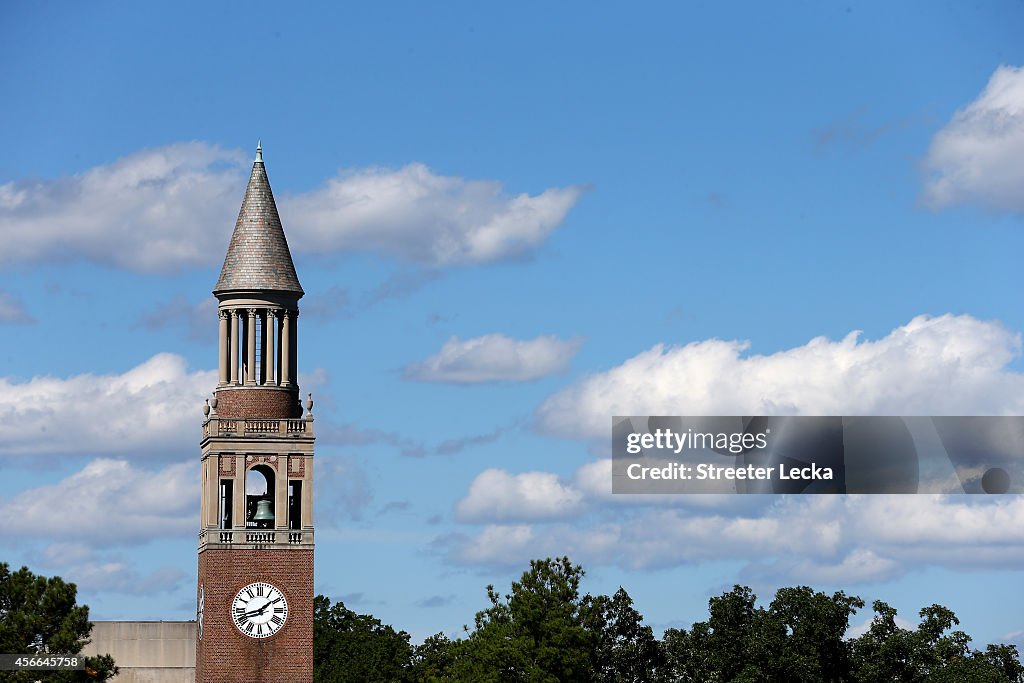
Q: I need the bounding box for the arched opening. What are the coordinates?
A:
[245,464,276,529]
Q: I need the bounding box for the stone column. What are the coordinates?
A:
[200,458,210,528]
[218,310,230,386]
[258,309,268,386]
[266,309,278,386]
[280,310,292,387]
[290,309,299,388]
[230,309,240,385]
[246,308,257,385]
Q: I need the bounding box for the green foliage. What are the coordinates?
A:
[412,557,661,682]
[585,587,664,682]
[662,584,862,683]
[849,600,1024,683]
[764,586,864,681]
[410,632,454,682]
[661,584,1022,683]
[313,595,415,683]
[0,562,117,682]
[448,557,597,682]
[307,558,1024,683]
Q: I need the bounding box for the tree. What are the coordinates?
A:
[410,632,455,682]
[313,595,414,682]
[445,557,662,683]
[584,587,664,683]
[0,562,117,682]
[848,600,915,682]
[663,585,768,682]
[849,600,1024,683]
[763,586,863,682]
[449,557,596,682]
[305,561,1023,682]
[663,584,862,683]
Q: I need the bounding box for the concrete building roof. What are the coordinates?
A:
[213,143,304,296]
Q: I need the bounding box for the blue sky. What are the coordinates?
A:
[3,0,1024,648]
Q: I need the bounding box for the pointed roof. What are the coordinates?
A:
[214,143,304,296]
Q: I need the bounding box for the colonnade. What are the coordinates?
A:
[217,307,298,387]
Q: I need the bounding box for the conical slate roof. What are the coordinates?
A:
[214,145,303,296]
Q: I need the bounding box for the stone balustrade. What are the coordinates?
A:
[199,528,314,547]
[202,416,313,439]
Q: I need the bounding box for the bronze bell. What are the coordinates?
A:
[253,499,275,522]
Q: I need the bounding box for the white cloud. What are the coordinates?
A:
[445,314,1024,584]
[538,314,1024,441]
[0,143,246,272]
[922,65,1024,211]
[0,291,33,324]
[284,163,585,266]
[456,468,584,523]
[454,459,772,526]
[741,550,902,587]
[0,458,197,544]
[0,144,584,272]
[444,493,1024,583]
[451,524,537,566]
[405,333,582,384]
[0,353,215,457]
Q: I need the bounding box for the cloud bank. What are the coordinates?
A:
[405,333,582,384]
[538,314,1024,441]
[0,353,214,457]
[285,163,585,266]
[0,144,584,272]
[449,458,1024,585]
[0,458,197,544]
[922,65,1024,211]
[456,468,584,523]
[443,314,1024,586]
[0,143,245,271]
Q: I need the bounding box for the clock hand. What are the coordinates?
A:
[254,597,282,615]
[243,597,282,618]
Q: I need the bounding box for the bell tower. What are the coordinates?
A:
[196,143,314,682]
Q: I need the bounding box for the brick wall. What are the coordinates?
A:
[195,548,313,683]
[215,389,302,419]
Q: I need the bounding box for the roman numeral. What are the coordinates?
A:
[257,585,264,596]
[245,622,254,634]
[274,607,284,614]
[247,589,254,599]
[257,624,264,635]
[271,615,282,625]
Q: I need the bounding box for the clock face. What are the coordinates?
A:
[231,582,288,639]
[197,585,204,641]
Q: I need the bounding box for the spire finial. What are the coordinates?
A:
[255,139,263,163]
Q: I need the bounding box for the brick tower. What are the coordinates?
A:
[195,143,314,682]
